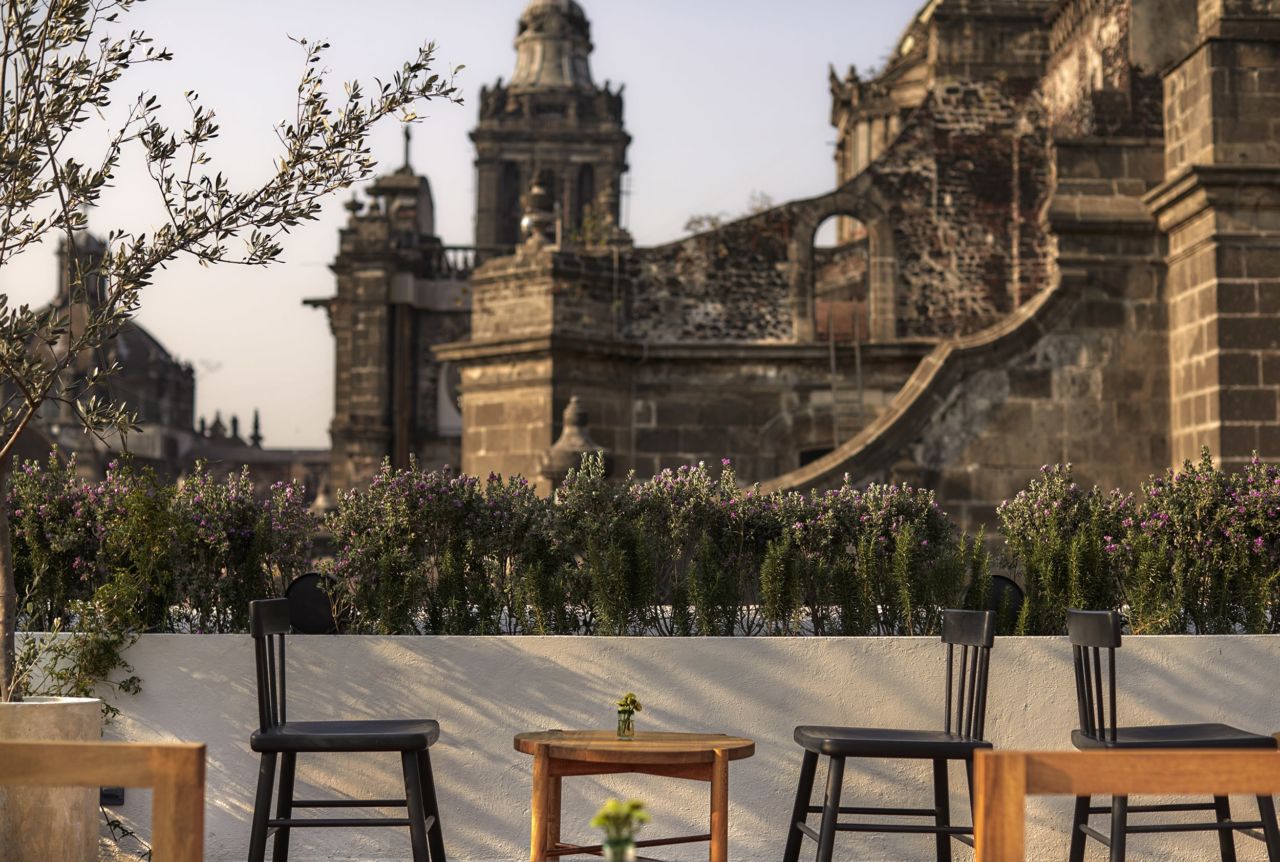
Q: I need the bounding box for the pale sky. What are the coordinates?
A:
[0,1,919,448]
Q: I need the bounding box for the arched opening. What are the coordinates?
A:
[574,163,595,231]
[812,213,870,343]
[812,212,871,448]
[497,161,522,247]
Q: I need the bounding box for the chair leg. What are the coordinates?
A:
[783,751,818,862]
[1213,796,1237,862]
[1256,795,1280,862]
[402,751,431,862]
[933,759,952,862]
[815,757,845,862]
[418,749,448,862]
[1068,796,1090,862]
[247,753,278,862]
[1109,796,1128,862]
[272,753,296,862]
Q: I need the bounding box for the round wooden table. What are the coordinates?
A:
[513,730,755,862]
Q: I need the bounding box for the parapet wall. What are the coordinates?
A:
[101,633,1280,862]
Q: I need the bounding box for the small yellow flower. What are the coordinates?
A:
[591,798,650,840]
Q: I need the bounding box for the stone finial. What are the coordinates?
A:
[538,396,611,489]
[310,480,336,515]
[250,409,263,449]
[596,179,633,249]
[519,176,556,252]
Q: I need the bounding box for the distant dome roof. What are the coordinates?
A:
[510,0,594,90]
[523,0,586,14]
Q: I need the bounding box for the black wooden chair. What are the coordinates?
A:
[248,598,447,862]
[782,609,996,862]
[1066,609,1280,862]
[284,572,340,634]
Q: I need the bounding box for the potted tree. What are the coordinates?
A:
[590,799,650,862]
[0,2,459,858]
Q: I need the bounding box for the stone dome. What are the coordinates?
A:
[511,0,594,90]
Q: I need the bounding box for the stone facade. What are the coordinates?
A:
[309,161,471,490]
[438,0,1064,493]
[1151,7,1280,470]
[760,0,1280,536]
[321,0,1280,524]
[438,243,931,483]
[471,0,630,253]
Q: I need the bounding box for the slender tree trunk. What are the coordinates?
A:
[0,456,17,702]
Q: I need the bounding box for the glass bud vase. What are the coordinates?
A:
[603,838,637,862]
[616,708,635,740]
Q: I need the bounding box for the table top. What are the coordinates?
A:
[514,730,755,765]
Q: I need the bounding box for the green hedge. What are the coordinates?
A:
[326,456,982,636]
[10,448,1280,641]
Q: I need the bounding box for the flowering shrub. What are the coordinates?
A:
[7,456,315,635]
[1124,451,1280,634]
[7,454,103,629]
[761,480,977,635]
[11,449,1280,643]
[325,463,559,634]
[997,464,1131,635]
[171,464,315,633]
[999,452,1280,634]
[324,456,976,636]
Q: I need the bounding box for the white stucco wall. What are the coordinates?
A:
[100,634,1280,861]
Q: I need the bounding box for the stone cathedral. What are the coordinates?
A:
[317,0,1280,535]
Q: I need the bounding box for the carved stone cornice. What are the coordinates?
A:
[1047,0,1107,56]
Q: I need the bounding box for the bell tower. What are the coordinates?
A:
[471,0,630,254]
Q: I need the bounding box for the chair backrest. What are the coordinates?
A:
[250,598,292,732]
[285,572,340,634]
[942,609,996,740]
[1067,609,1123,743]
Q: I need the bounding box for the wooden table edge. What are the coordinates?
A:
[514,731,755,763]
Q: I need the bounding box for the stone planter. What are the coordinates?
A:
[0,696,101,862]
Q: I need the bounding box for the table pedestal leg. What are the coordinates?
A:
[710,748,729,862]
[548,776,562,850]
[531,746,551,862]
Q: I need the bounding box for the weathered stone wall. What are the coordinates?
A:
[765,135,1171,534]
[615,79,1052,347]
[325,265,395,491]
[1152,15,1280,469]
[624,210,796,343]
[554,343,929,484]
[766,0,1280,532]
[931,0,1053,83]
[444,250,931,487]
[865,81,1054,337]
[1044,0,1165,139]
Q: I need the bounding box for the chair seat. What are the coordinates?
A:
[252,719,440,753]
[795,725,993,759]
[1072,723,1278,751]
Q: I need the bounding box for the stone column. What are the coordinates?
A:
[1148,0,1280,469]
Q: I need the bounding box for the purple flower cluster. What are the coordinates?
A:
[6,455,316,634]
